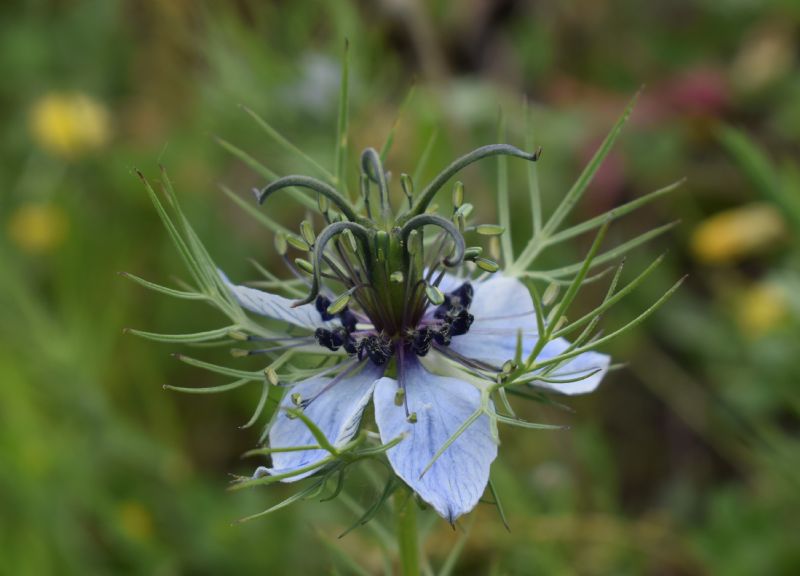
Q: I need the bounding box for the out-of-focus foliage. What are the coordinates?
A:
[0,1,798,574]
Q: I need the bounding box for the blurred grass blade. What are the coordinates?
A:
[380,83,416,162]
[216,136,317,211]
[547,178,685,245]
[316,531,373,576]
[338,476,398,538]
[524,98,543,234]
[412,129,439,186]
[220,184,291,235]
[337,492,395,549]
[718,125,800,228]
[241,104,335,183]
[496,112,513,264]
[335,40,350,197]
[543,91,639,235]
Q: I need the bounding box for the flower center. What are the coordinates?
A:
[312,283,475,366]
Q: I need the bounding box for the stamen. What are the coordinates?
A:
[361,148,391,220]
[296,220,371,307]
[397,346,411,418]
[231,341,313,356]
[407,282,476,358]
[358,334,393,365]
[298,359,363,409]
[432,343,503,374]
[399,214,465,267]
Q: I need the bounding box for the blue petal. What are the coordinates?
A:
[530,338,610,395]
[257,362,384,481]
[220,271,329,330]
[447,274,539,364]
[373,358,497,522]
[439,274,609,394]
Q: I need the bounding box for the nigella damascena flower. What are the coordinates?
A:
[218,146,610,522]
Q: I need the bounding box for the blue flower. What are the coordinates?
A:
[224,271,609,522]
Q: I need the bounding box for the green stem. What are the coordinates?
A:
[394,487,420,576]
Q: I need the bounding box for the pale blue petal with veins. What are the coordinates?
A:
[373,358,498,522]
[254,362,385,481]
[220,271,334,330]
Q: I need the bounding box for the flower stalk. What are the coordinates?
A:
[394,486,420,576]
[128,55,683,574]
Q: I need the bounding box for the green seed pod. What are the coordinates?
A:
[406,229,419,255]
[454,203,474,220]
[476,224,505,236]
[327,292,351,314]
[475,257,500,273]
[342,228,358,253]
[454,211,466,233]
[390,271,404,283]
[274,233,288,256]
[489,236,501,260]
[295,258,314,274]
[264,367,279,386]
[318,194,329,214]
[400,173,414,204]
[452,181,464,208]
[542,282,560,307]
[300,220,316,245]
[463,246,483,261]
[425,283,445,305]
[287,234,311,252]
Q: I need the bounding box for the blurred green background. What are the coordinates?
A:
[2,0,799,574]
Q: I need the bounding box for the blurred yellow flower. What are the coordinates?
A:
[732,22,795,94]
[117,500,154,542]
[29,92,110,159]
[690,203,786,264]
[736,282,787,337]
[6,203,69,254]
